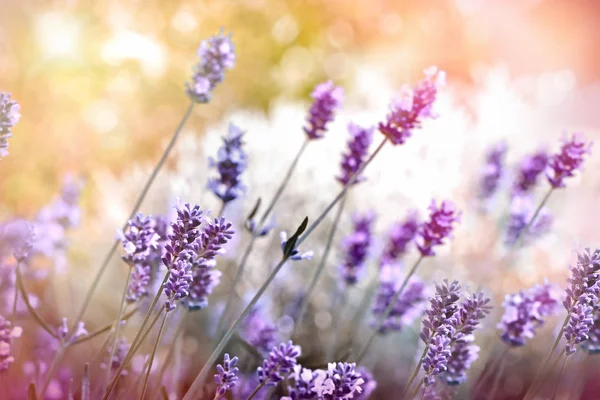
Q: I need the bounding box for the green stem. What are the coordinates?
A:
[140,311,169,399]
[104,268,132,386]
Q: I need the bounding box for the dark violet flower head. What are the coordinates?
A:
[241,308,278,355]
[546,132,592,188]
[416,200,461,257]
[513,150,549,194]
[257,340,301,386]
[0,314,21,373]
[381,211,419,266]
[339,211,375,286]
[422,334,452,386]
[208,123,248,203]
[304,81,344,140]
[0,92,21,159]
[214,353,239,398]
[505,194,553,246]
[337,123,374,186]
[379,66,445,145]
[479,142,507,202]
[420,280,462,344]
[186,30,236,103]
[442,343,479,386]
[372,268,426,334]
[280,231,313,261]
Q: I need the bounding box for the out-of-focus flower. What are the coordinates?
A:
[57,318,87,344]
[355,367,377,400]
[101,338,129,376]
[186,31,236,103]
[304,81,344,140]
[337,123,374,186]
[214,353,239,399]
[505,194,553,246]
[280,231,313,261]
[479,142,507,202]
[241,307,278,355]
[380,211,419,266]
[257,340,301,386]
[245,215,276,238]
[207,123,247,204]
[180,261,221,311]
[339,211,375,285]
[233,374,267,400]
[546,133,593,188]
[0,314,21,373]
[512,150,548,195]
[378,66,445,145]
[416,200,461,257]
[0,92,21,159]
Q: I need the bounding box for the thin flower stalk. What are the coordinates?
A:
[153,310,189,397]
[140,312,170,399]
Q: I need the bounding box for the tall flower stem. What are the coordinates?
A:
[246,382,266,400]
[140,311,170,399]
[69,101,194,335]
[402,346,428,399]
[487,352,508,400]
[214,138,309,339]
[551,354,568,400]
[356,255,424,363]
[293,195,347,336]
[104,269,132,386]
[511,187,553,249]
[183,255,292,400]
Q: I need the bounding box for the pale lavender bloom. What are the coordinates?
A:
[416,200,461,257]
[337,123,374,186]
[339,211,375,285]
[479,142,507,202]
[0,314,21,373]
[186,31,236,103]
[505,194,553,246]
[57,318,87,344]
[0,92,21,159]
[422,334,452,386]
[379,67,445,145]
[513,150,548,195]
[257,340,301,386]
[280,231,313,261]
[304,81,344,140]
[214,353,239,399]
[241,308,278,355]
[380,211,419,266]
[547,132,593,188]
[565,302,594,355]
[208,123,247,203]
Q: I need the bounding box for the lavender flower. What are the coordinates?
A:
[101,338,129,376]
[234,374,267,400]
[283,366,320,400]
[442,343,479,385]
[416,200,461,257]
[214,353,239,399]
[180,263,222,310]
[422,334,452,386]
[197,217,234,261]
[547,133,593,188]
[381,211,419,266]
[565,302,594,355]
[505,194,553,246]
[453,292,491,343]
[57,318,87,344]
[337,123,374,186]
[0,92,21,159]
[315,363,365,400]
[242,308,278,355]
[582,308,600,354]
[304,81,344,140]
[208,123,247,203]
[378,66,445,145]
[513,150,549,194]
[280,231,313,261]
[339,211,375,285]
[0,315,21,373]
[355,367,377,400]
[257,340,301,386]
[479,142,507,202]
[186,31,236,103]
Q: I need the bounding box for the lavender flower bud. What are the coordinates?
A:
[162,204,203,266]
[422,334,452,386]
[547,132,593,188]
[214,353,239,398]
[381,211,419,265]
[304,81,344,140]
[337,123,374,186]
[479,142,507,202]
[339,211,375,286]
[198,217,234,261]
[0,315,21,373]
[442,343,479,386]
[379,67,445,145]
[242,308,278,355]
[208,123,248,203]
[513,150,549,194]
[416,200,461,257]
[280,231,313,261]
[257,340,301,386]
[0,92,21,159]
[186,31,236,104]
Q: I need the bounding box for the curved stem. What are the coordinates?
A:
[69,101,194,334]
[246,382,266,400]
[15,263,57,339]
[140,311,169,399]
[355,255,424,363]
[104,268,132,386]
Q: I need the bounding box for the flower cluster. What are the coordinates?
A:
[0,314,21,373]
[280,231,313,261]
[479,142,507,202]
[241,308,278,355]
[337,123,374,186]
[546,133,592,188]
[513,150,548,194]
[498,283,560,347]
[257,340,301,386]
[208,123,248,204]
[283,363,366,400]
[378,67,445,145]
[380,211,419,266]
[214,353,239,399]
[505,195,553,246]
[416,200,461,257]
[186,31,236,103]
[339,211,375,285]
[563,248,600,354]
[0,92,21,159]
[304,81,344,140]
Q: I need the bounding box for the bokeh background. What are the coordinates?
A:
[3,0,600,398]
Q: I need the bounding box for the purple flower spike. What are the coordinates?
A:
[280,231,313,261]
[339,211,375,286]
[337,123,374,186]
[257,340,301,386]
[422,334,452,386]
[304,81,344,140]
[242,308,278,355]
[479,142,507,202]
[186,30,236,103]
[379,66,445,145]
[443,343,480,386]
[513,150,549,195]
[565,302,594,355]
[0,92,21,159]
[547,133,592,188]
[208,123,248,203]
[198,217,234,260]
[421,280,462,343]
[505,194,553,246]
[316,362,365,400]
[416,200,461,257]
[381,211,419,266]
[164,259,194,311]
[214,353,239,398]
[0,315,22,373]
[162,204,204,267]
[453,292,491,343]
